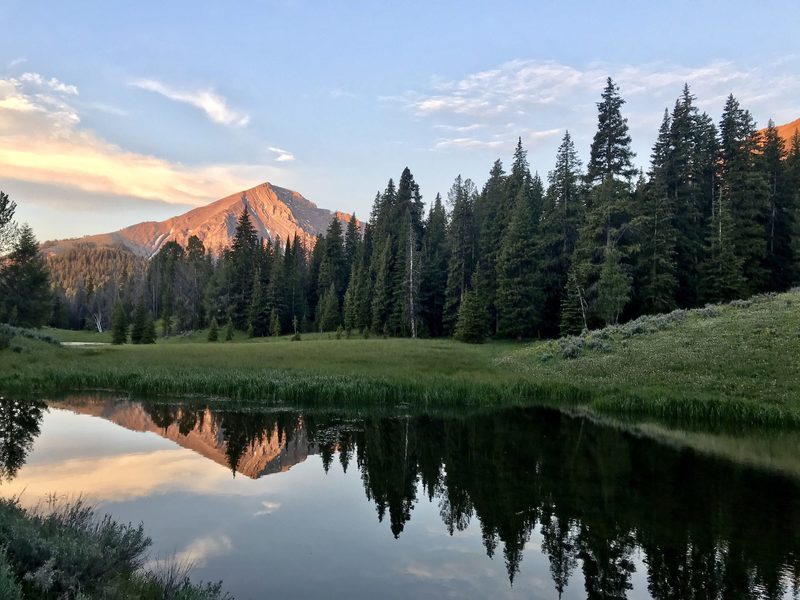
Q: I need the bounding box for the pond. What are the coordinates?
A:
[1,396,799,599]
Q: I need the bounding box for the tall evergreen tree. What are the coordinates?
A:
[700,181,744,302]
[420,194,448,337]
[760,120,793,290]
[473,160,508,334]
[248,269,269,337]
[0,224,50,327]
[443,175,477,334]
[597,244,631,325]
[496,176,545,339]
[718,95,770,293]
[130,302,147,344]
[573,78,636,325]
[318,283,340,332]
[453,284,486,344]
[371,236,393,332]
[636,110,678,314]
[788,131,800,281]
[110,302,128,345]
[586,78,637,185]
[560,269,588,335]
[540,131,584,334]
[229,199,259,328]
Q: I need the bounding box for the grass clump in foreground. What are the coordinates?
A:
[0,497,229,599]
[1,289,799,427]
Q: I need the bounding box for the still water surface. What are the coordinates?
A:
[1,396,799,599]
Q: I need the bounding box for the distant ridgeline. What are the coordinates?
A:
[41,80,800,340]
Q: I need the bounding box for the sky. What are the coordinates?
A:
[1,0,799,242]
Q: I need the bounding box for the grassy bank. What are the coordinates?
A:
[2,290,799,426]
[0,497,228,599]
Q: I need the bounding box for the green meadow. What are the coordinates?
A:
[3,289,800,427]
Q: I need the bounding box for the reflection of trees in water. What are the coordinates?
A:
[136,403,800,598]
[0,399,45,482]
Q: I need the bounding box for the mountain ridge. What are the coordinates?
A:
[42,182,356,258]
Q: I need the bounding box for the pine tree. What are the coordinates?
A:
[597,244,631,325]
[141,314,157,344]
[0,190,17,255]
[225,318,234,341]
[560,269,587,335]
[0,224,50,327]
[344,214,360,276]
[318,283,340,332]
[788,131,800,282]
[573,78,636,325]
[371,236,393,333]
[760,120,793,290]
[636,110,678,314]
[270,308,281,337]
[111,302,128,344]
[248,270,269,337]
[718,95,770,293]
[539,132,584,334]
[229,198,259,328]
[420,194,448,337]
[443,175,477,334]
[453,285,486,344]
[318,217,347,303]
[496,176,544,339]
[473,160,508,335]
[701,185,744,302]
[586,78,637,185]
[207,316,219,342]
[130,303,147,344]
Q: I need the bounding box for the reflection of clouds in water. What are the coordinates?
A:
[254,500,281,516]
[2,449,272,506]
[143,535,233,571]
[175,535,233,567]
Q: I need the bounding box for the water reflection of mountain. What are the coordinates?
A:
[50,399,315,479]
[6,397,799,598]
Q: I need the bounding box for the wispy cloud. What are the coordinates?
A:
[130,78,249,126]
[19,72,78,95]
[0,75,284,206]
[330,88,357,100]
[87,102,129,117]
[254,500,282,516]
[173,535,233,567]
[268,146,295,162]
[7,57,27,68]
[402,58,800,155]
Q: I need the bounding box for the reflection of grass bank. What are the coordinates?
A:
[0,497,227,599]
[2,290,799,427]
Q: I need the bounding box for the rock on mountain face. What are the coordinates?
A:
[43,182,355,258]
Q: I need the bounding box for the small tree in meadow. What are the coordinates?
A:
[225,318,234,341]
[207,317,219,342]
[141,314,157,344]
[111,302,128,345]
[453,288,486,343]
[270,308,281,337]
[130,303,147,344]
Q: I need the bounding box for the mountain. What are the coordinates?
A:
[51,398,317,479]
[763,117,800,146]
[42,182,356,258]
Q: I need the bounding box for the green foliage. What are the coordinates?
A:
[597,244,631,325]
[207,317,219,342]
[453,286,486,343]
[111,302,128,345]
[224,318,234,342]
[142,315,157,344]
[0,225,50,328]
[269,308,281,337]
[318,283,340,332]
[443,175,477,334]
[130,303,147,344]
[497,178,544,338]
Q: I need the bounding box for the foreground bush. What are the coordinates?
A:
[0,498,229,599]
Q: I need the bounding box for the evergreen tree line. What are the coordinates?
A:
[113,79,800,342]
[4,78,799,342]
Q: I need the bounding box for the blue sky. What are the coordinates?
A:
[1,0,799,241]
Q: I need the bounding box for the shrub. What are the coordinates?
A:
[0,330,11,351]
